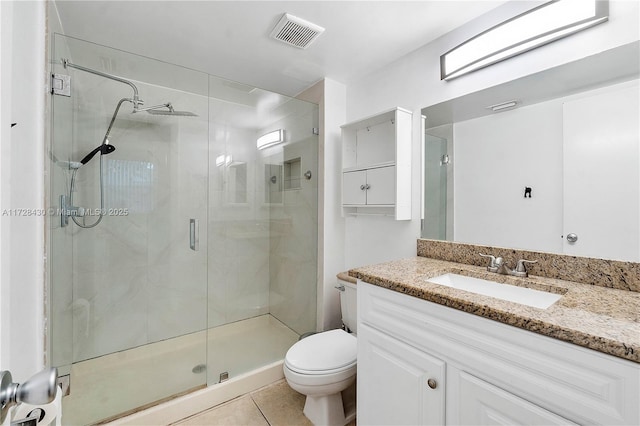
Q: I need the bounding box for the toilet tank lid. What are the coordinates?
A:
[285,329,357,372]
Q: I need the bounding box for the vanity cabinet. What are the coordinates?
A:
[453,369,576,425]
[358,323,445,425]
[341,107,412,220]
[357,281,640,425]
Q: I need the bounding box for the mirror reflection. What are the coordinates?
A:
[264,162,283,205]
[224,162,248,205]
[421,42,640,262]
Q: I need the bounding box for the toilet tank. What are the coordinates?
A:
[339,278,358,334]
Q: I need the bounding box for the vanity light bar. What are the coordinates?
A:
[257,129,285,150]
[441,0,609,80]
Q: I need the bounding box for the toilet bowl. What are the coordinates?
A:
[284,277,357,426]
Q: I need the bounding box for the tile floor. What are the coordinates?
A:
[172,380,356,426]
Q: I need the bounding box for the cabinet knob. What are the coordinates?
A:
[365,184,371,190]
[427,378,437,389]
[360,184,366,190]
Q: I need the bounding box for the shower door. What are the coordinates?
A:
[50,35,209,425]
[49,33,319,424]
[206,76,319,384]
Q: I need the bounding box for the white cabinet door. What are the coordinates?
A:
[366,165,396,205]
[342,170,366,205]
[455,370,577,426]
[358,323,445,426]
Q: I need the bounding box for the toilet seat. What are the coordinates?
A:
[286,360,356,375]
[285,329,357,375]
[284,362,356,388]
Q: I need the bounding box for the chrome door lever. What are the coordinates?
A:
[190,219,199,251]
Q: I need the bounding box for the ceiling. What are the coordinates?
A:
[53,1,506,97]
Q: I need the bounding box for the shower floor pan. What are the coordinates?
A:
[62,314,298,425]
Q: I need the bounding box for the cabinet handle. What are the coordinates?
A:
[360,184,366,190]
[365,184,371,190]
[427,378,437,389]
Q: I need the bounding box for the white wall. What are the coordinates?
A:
[453,101,564,253]
[344,0,640,268]
[0,0,12,378]
[321,79,347,330]
[0,0,47,382]
[298,78,347,331]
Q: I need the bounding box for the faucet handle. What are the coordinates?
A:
[513,259,538,277]
[479,254,498,272]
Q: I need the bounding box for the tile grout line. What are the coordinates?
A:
[249,392,273,426]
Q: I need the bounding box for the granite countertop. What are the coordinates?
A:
[349,257,640,363]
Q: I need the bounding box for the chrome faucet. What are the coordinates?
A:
[479,254,537,277]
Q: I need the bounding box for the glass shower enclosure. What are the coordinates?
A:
[49,34,318,424]
[423,126,453,240]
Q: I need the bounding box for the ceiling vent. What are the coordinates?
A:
[270,13,325,49]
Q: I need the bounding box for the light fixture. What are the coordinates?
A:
[257,129,285,150]
[441,0,608,80]
[487,100,519,112]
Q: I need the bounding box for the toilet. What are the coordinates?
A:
[284,277,357,426]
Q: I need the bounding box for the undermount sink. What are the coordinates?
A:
[426,273,562,309]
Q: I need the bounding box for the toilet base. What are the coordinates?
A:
[303,390,355,426]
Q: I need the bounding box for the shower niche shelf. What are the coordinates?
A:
[284,157,302,191]
[341,107,412,220]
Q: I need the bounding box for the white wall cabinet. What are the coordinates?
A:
[342,166,396,206]
[341,107,412,220]
[358,281,640,425]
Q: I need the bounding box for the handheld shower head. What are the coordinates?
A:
[80,143,116,165]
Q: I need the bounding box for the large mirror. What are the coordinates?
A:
[421,41,640,262]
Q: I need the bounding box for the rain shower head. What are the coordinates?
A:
[135,102,198,117]
[146,109,198,117]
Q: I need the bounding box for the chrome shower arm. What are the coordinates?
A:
[62,58,143,109]
[102,98,134,145]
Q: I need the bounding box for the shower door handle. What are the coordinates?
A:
[190,219,199,251]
